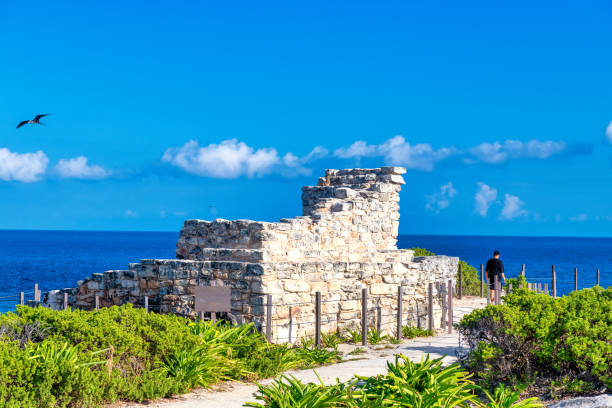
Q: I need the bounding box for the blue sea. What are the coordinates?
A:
[0,231,610,312]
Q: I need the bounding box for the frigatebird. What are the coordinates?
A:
[16,114,51,129]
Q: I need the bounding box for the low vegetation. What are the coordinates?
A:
[409,247,480,296]
[0,305,341,407]
[245,354,543,408]
[458,286,611,398]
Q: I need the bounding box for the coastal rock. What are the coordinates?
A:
[547,395,612,408]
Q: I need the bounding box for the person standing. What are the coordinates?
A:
[485,250,506,303]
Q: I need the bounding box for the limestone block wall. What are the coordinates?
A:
[42,166,460,343]
[43,255,457,342]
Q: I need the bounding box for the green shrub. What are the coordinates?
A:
[401,325,434,339]
[458,286,612,395]
[0,304,347,407]
[411,247,436,257]
[296,347,342,367]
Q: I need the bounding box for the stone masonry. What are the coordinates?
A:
[43,167,458,343]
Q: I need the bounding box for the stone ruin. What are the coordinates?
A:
[43,167,458,342]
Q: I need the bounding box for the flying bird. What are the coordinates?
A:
[16,114,51,129]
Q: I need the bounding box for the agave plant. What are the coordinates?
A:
[159,344,246,388]
[321,331,341,349]
[476,384,543,408]
[346,328,362,345]
[355,354,479,408]
[244,373,350,408]
[366,328,387,345]
[297,347,342,367]
[28,341,108,369]
[299,336,315,349]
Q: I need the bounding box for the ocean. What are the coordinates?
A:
[0,230,609,312]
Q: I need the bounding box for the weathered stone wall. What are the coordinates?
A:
[42,166,459,343]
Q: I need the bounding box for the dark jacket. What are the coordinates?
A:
[485,258,504,282]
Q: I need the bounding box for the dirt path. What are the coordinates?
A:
[119,297,486,408]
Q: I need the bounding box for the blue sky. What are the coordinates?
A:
[1,1,611,236]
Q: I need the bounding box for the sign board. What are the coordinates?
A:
[194,286,231,313]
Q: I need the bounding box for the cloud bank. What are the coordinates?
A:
[55,156,112,179]
[467,140,567,164]
[0,148,49,182]
[334,136,454,171]
[162,139,327,178]
[333,136,578,171]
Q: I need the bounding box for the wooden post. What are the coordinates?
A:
[144,296,149,313]
[494,275,500,305]
[376,306,382,333]
[508,283,513,294]
[574,267,578,291]
[210,281,216,323]
[95,295,100,310]
[397,286,403,339]
[596,269,600,287]
[544,283,548,295]
[197,311,204,321]
[63,293,68,310]
[266,295,272,342]
[34,283,40,302]
[315,291,321,348]
[19,292,24,306]
[486,273,491,305]
[361,288,368,346]
[521,264,525,277]
[552,265,556,298]
[288,306,293,344]
[457,263,463,299]
[428,283,434,332]
[447,279,453,334]
[537,283,542,293]
[480,264,484,298]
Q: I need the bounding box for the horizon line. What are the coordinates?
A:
[0,228,611,240]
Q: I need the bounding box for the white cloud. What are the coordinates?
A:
[55,156,111,179]
[124,209,136,217]
[334,136,569,171]
[500,193,528,220]
[163,139,327,178]
[569,213,588,222]
[426,182,457,213]
[474,182,497,217]
[162,139,278,178]
[163,140,329,178]
[468,140,566,164]
[302,146,329,162]
[606,121,612,143]
[0,148,48,182]
[334,141,378,159]
[334,136,454,171]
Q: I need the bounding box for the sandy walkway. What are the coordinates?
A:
[119,297,486,408]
